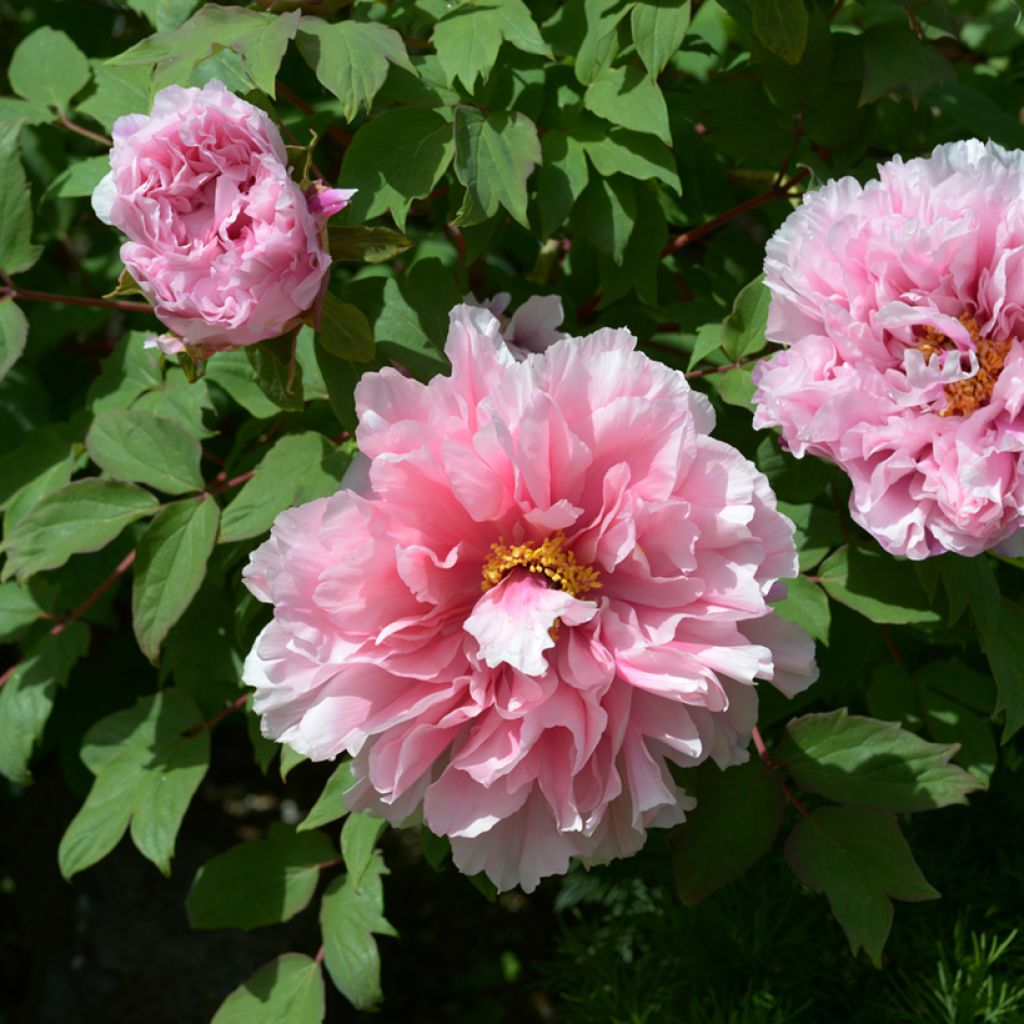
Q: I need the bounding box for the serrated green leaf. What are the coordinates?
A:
[327,225,412,264]
[2,480,159,582]
[125,0,203,32]
[921,691,996,784]
[320,853,397,1011]
[58,688,209,878]
[721,274,770,361]
[204,350,281,419]
[584,64,671,145]
[78,63,153,132]
[211,954,325,1024]
[776,709,983,811]
[132,496,220,662]
[341,108,453,231]
[672,760,784,905]
[0,122,43,275]
[573,173,637,264]
[298,760,355,832]
[982,599,1024,742]
[0,580,43,642]
[86,409,204,496]
[785,805,938,966]
[818,545,941,626]
[0,98,53,126]
[219,432,349,544]
[453,106,540,228]
[186,823,335,930]
[631,0,691,77]
[318,294,375,363]
[774,575,830,646]
[109,6,300,96]
[341,813,386,890]
[0,623,89,785]
[43,155,111,202]
[297,19,414,121]
[9,27,91,111]
[0,300,28,385]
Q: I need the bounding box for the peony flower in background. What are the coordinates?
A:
[92,79,354,354]
[242,297,817,893]
[753,139,1024,559]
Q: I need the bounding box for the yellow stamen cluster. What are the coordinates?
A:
[481,532,602,598]
[916,315,1013,417]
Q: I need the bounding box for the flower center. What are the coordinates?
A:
[481,532,601,598]
[917,315,1012,417]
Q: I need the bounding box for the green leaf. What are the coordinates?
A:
[9,27,91,111]
[631,0,691,77]
[921,690,996,785]
[204,350,281,419]
[43,155,111,202]
[584,64,671,145]
[125,0,203,32]
[714,364,756,410]
[0,300,28,385]
[860,25,954,107]
[784,805,939,966]
[341,108,454,231]
[982,599,1024,742]
[577,126,682,193]
[749,0,808,65]
[318,294,375,363]
[78,64,153,133]
[721,274,770,361]
[280,743,308,781]
[536,129,590,237]
[246,335,305,412]
[0,623,89,785]
[672,760,785,905]
[774,575,829,646]
[686,323,724,372]
[186,823,335,930]
[818,545,941,626]
[453,106,541,228]
[375,258,459,379]
[298,760,355,832]
[573,174,637,264]
[86,409,204,496]
[938,554,1000,642]
[88,332,163,415]
[341,813,386,890]
[0,121,42,275]
[297,19,414,122]
[319,853,397,1011]
[132,496,220,662]
[0,580,43,642]
[433,0,550,92]
[211,954,325,1024]
[0,98,53,126]
[109,6,301,96]
[58,688,209,878]
[219,432,349,544]
[575,0,631,84]
[327,225,412,264]
[2,480,159,582]
[776,709,983,812]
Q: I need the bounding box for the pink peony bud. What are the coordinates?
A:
[92,79,355,353]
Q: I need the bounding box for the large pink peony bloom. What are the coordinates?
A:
[92,79,354,353]
[243,299,817,892]
[753,139,1024,559]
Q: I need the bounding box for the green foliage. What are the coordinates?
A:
[211,954,325,1024]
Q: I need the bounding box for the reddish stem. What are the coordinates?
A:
[3,286,152,315]
[315,945,325,964]
[683,354,765,380]
[58,113,112,147]
[277,84,352,147]
[662,170,809,256]
[827,0,845,20]
[209,470,256,496]
[751,725,811,817]
[185,694,248,736]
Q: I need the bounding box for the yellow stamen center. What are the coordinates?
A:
[916,315,1013,417]
[480,532,602,598]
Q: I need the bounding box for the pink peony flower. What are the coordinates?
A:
[243,299,817,892]
[92,79,355,353]
[753,139,1024,559]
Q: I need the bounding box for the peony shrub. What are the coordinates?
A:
[0,2,1020,1020]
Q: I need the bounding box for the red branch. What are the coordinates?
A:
[683,354,765,381]
[57,113,112,147]
[662,169,809,256]
[751,725,811,817]
[2,286,152,315]
[184,693,248,736]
